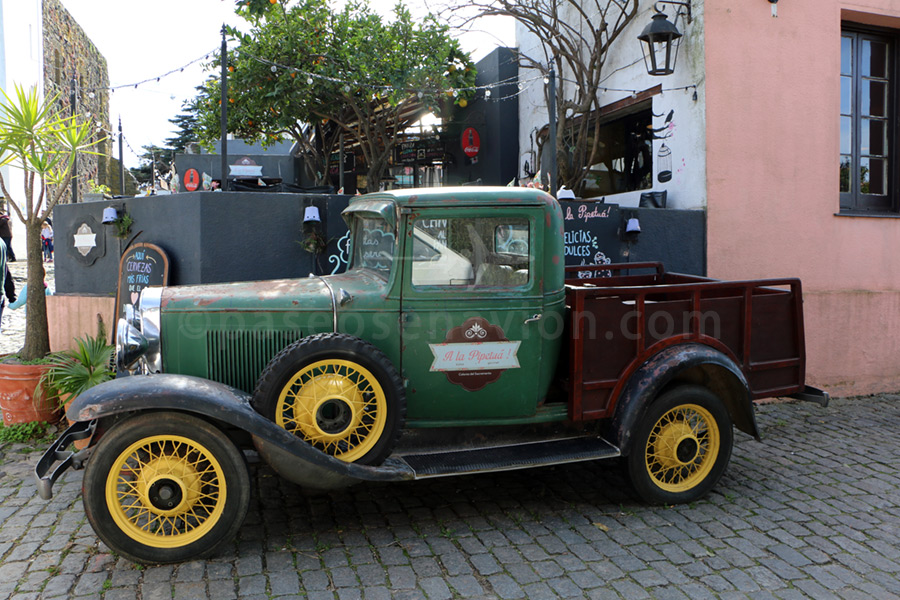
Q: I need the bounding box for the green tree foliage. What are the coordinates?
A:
[0,85,100,359]
[132,145,175,190]
[194,0,476,191]
[165,106,200,154]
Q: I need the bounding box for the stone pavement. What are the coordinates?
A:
[0,395,898,600]
[0,260,54,356]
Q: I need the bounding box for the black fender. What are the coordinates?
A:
[67,374,414,491]
[608,343,759,456]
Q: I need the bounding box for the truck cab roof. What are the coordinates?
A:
[349,186,559,209]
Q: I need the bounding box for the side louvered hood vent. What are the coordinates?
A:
[207,330,302,393]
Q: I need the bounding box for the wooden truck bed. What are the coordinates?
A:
[564,262,806,420]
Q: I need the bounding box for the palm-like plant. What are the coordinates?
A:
[0,84,101,360]
[41,335,115,407]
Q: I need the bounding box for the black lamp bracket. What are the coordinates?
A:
[654,0,692,24]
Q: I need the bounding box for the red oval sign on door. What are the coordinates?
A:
[461,127,480,158]
[184,168,200,192]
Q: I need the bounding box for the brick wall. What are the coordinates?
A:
[42,0,111,202]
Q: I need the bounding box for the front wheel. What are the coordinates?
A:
[82,412,250,564]
[626,385,733,505]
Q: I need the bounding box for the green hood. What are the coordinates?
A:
[160,270,390,315]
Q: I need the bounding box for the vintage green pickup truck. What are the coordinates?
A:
[35,187,827,564]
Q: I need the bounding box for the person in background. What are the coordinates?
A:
[0,239,15,332]
[41,221,53,262]
[0,211,15,262]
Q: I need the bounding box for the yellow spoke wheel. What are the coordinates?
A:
[83,413,250,564]
[644,404,719,493]
[105,435,226,548]
[276,359,387,463]
[253,333,406,466]
[627,385,733,505]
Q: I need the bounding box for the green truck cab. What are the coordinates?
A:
[35,187,827,564]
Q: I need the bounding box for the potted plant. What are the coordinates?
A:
[0,85,99,424]
[40,335,114,419]
[84,179,111,203]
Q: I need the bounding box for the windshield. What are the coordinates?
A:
[349,215,395,275]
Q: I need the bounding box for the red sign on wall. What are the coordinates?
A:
[461,127,480,158]
[184,168,200,192]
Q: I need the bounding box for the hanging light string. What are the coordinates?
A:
[553,73,698,97]
[80,47,219,95]
[238,51,541,101]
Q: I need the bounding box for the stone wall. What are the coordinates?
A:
[42,0,110,202]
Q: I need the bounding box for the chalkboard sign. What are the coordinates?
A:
[560,201,620,278]
[394,138,444,164]
[116,243,170,321]
[359,226,395,271]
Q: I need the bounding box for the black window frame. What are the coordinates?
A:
[840,24,900,215]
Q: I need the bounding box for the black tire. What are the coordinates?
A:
[252,333,405,465]
[626,385,733,505]
[82,412,250,564]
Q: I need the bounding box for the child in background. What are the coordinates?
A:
[41,221,53,262]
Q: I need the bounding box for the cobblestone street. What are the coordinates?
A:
[0,394,898,599]
[0,261,54,356]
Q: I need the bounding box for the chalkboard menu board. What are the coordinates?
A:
[358,225,395,271]
[560,201,620,278]
[116,243,170,321]
[394,138,445,164]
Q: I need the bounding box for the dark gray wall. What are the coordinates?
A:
[55,192,349,295]
[445,47,520,186]
[618,207,706,275]
[55,193,704,296]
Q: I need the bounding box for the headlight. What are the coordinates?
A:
[115,287,163,375]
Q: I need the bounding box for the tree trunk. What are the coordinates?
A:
[19,220,49,360]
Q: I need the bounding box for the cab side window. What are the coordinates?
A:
[410,217,530,288]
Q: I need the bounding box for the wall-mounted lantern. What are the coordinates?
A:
[102,206,119,223]
[303,206,321,223]
[638,1,692,76]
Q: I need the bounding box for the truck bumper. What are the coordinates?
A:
[33,419,97,500]
[788,385,830,408]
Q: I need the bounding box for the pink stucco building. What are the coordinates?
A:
[706,0,900,396]
[516,0,900,396]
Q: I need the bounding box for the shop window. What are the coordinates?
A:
[581,103,653,198]
[840,27,898,213]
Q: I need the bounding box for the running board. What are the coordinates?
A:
[397,436,620,479]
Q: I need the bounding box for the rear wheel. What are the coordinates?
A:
[82,412,250,564]
[253,333,405,465]
[626,385,733,505]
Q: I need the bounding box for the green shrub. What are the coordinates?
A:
[0,421,48,443]
[40,335,115,409]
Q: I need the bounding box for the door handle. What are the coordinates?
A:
[524,314,542,324]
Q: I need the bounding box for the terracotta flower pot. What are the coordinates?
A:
[0,358,60,426]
